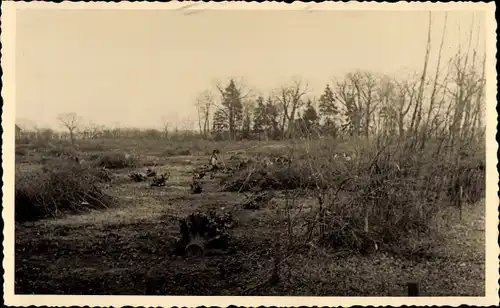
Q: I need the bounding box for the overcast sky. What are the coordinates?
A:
[15,9,485,130]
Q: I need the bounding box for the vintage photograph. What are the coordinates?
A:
[2,1,498,306]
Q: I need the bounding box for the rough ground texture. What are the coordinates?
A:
[15,148,485,296]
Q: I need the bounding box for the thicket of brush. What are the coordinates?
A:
[221,136,485,257]
[325,139,483,256]
[93,152,138,169]
[15,158,115,222]
[162,148,192,157]
[220,161,319,192]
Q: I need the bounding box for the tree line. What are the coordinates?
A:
[195,13,485,153]
[196,60,485,150]
[18,12,485,156]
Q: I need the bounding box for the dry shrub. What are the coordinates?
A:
[241,192,275,210]
[318,173,438,256]
[220,154,354,193]
[448,158,485,204]
[151,172,171,187]
[15,148,28,156]
[129,172,148,182]
[89,166,114,183]
[15,159,115,222]
[76,142,105,152]
[22,138,55,150]
[220,160,331,192]
[88,153,101,161]
[93,152,137,169]
[304,138,486,257]
[162,147,192,157]
[254,137,486,258]
[15,143,39,152]
[46,146,79,159]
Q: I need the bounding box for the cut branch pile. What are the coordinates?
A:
[146,167,157,177]
[190,180,203,194]
[90,166,113,183]
[129,172,147,182]
[219,162,320,192]
[241,191,275,210]
[150,172,171,187]
[94,152,137,169]
[15,160,115,222]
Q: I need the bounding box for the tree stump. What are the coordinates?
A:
[190,181,203,194]
[176,211,233,258]
[407,282,419,296]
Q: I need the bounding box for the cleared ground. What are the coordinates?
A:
[14,140,485,296]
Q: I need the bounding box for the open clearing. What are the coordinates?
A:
[14,139,485,296]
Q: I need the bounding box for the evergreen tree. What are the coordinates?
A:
[252,96,266,140]
[212,109,228,139]
[265,97,280,140]
[241,107,252,139]
[215,79,244,140]
[301,99,319,135]
[318,84,340,136]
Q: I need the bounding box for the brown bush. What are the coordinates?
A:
[15,159,115,222]
[220,160,328,192]
[309,140,485,256]
[162,147,192,157]
[229,138,485,257]
[46,146,79,159]
[93,152,137,169]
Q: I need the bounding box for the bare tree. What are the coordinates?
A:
[376,75,397,137]
[57,112,82,144]
[35,127,54,141]
[420,12,448,149]
[407,11,432,148]
[274,78,309,139]
[195,90,215,139]
[83,122,104,139]
[468,56,486,143]
[396,76,419,139]
[161,116,170,139]
[356,72,379,137]
[446,13,484,153]
[335,71,380,137]
[241,99,255,139]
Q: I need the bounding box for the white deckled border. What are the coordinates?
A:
[2,1,498,307]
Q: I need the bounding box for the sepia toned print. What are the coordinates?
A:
[2,1,498,307]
